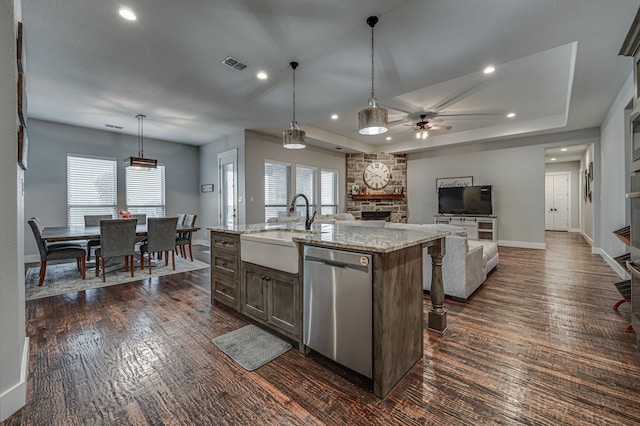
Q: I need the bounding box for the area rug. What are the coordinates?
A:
[212,324,292,371]
[25,257,209,301]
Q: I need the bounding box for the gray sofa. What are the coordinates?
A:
[274,214,499,300]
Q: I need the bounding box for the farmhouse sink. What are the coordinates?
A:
[240,231,308,274]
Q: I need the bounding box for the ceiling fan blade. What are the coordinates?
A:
[434,112,504,119]
[388,117,413,126]
[428,125,452,131]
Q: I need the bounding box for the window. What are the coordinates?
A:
[126,165,166,218]
[265,161,291,221]
[320,169,338,215]
[67,155,118,226]
[295,165,316,216]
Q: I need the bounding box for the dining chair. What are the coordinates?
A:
[131,214,147,226]
[177,214,186,226]
[28,218,86,286]
[176,214,197,261]
[140,217,179,274]
[84,214,112,261]
[94,219,137,283]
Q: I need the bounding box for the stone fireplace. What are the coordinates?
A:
[346,153,407,223]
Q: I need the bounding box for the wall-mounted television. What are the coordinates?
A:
[438,185,493,216]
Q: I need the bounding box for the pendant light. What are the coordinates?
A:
[358,16,388,136]
[283,61,306,149]
[124,114,157,170]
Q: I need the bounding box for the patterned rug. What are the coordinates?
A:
[212,324,292,371]
[25,257,209,301]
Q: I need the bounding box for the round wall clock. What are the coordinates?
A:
[364,161,390,189]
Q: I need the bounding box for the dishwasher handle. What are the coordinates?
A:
[304,255,369,273]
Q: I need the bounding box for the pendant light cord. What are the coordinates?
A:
[371,24,375,99]
[292,66,296,123]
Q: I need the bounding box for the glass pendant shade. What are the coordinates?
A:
[416,128,428,140]
[283,121,306,149]
[358,97,388,135]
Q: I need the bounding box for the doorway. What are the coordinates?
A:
[545,172,570,231]
[218,149,238,227]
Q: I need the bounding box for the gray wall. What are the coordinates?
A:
[24,119,200,258]
[244,131,346,225]
[407,129,599,248]
[0,0,27,420]
[545,160,581,230]
[598,73,632,257]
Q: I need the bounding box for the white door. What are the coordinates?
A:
[218,149,238,227]
[545,172,570,231]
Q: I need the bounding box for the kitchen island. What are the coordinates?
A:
[208,222,448,398]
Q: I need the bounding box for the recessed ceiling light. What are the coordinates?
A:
[118,8,137,21]
[386,136,392,141]
[331,114,339,120]
[483,65,495,74]
[550,158,557,161]
[256,71,268,80]
[561,148,568,152]
[507,112,516,118]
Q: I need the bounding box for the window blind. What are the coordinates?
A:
[265,161,291,221]
[126,165,166,218]
[67,155,118,226]
[320,169,338,215]
[295,165,317,216]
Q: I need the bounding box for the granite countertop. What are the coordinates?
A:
[209,222,448,254]
[292,224,447,254]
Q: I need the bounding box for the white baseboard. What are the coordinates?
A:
[593,247,629,280]
[0,337,28,422]
[582,233,594,246]
[498,240,546,250]
[568,228,581,233]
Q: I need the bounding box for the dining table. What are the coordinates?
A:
[41,223,200,243]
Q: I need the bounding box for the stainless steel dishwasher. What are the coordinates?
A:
[303,245,372,378]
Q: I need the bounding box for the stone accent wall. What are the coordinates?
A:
[346,153,407,223]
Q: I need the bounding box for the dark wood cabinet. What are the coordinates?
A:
[241,262,299,339]
[210,231,241,309]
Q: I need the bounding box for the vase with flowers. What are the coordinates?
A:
[118,210,132,218]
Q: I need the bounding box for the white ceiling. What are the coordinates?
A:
[21,0,639,154]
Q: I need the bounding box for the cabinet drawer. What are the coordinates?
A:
[211,233,239,252]
[213,251,238,278]
[213,277,238,306]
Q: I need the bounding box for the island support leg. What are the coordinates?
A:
[427,238,447,333]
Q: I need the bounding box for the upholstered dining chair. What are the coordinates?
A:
[28,218,86,286]
[140,217,179,274]
[84,214,112,261]
[94,219,138,283]
[131,214,147,226]
[176,214,185,226]
[176,214,197,261]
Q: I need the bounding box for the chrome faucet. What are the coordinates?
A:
[289,193,316,230]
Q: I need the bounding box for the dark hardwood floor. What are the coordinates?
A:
[5,234,640,425]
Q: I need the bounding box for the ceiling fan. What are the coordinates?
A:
[408,114,452,139]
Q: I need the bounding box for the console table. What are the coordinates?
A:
[434,215,498,241]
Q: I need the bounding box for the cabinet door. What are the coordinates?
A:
[242,264,268,321]
[267,270,299,337]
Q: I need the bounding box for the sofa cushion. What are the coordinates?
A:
[468,239,498,263]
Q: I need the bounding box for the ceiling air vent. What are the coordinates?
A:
[222,56,247,70]
[105,124,124,129]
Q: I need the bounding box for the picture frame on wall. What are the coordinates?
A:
[17,73,26,126]
[436,176,473,191]
[18,125,28,171]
